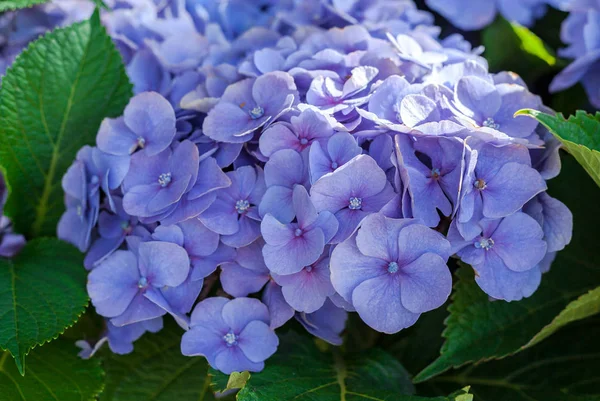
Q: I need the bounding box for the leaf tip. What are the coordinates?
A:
[514,108,540,118]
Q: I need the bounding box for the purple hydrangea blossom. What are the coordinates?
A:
[395,135,465,227]
[58,146,129,251]
[97,92,176,157]
[309,131,362,183]
[200,166,265,247]
[330,213,452,333]
[425,0,552,31]
[88,241,190,326]
[296,298,348,345]
[220,239,270,297]
[550,4,600,107]
[456,142,547,239]
[311,154,395,243]
[449,76,542,139]
[272,248,336,313]
[451,212,547,301]
[261,185,338,275]
[259,107,335,157]
[261,280,296,329]
[259,149,310,222]
[203,72,298,143]
[122,140,200,222]
[181,297,279,374]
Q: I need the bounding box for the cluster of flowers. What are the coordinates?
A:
[550,0,600,108]
[424,0,567,31]
[51,0,574,374]
[423,0,600,108]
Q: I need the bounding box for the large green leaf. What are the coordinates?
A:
[517,109,600,187]
[0,238,88,375]
[0,340,104,401]
[482,17,561,82]
[415,155,600,382]
[524,286,600,349]
[421,317,600,401]
[0,10,132,238]
[219,331,471,401]
[101,322,219,401]
[0,0,47,11]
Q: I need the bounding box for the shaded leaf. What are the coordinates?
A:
[0,10,132,238]
[524,286,600,349]
[0,238,88,374]
[415,155,600,382]
[482,17,561,82]
[0,339,103,401]
[225,330,470,401]
[517,109,600,187]
[421,317,600,400]
[101,321,218,401]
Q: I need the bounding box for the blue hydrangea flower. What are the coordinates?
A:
[181,297,279,374]
[97,92,177,157]
[272,248,335,313]
[259,149,310,222]
[88,241,190,326]
[451,212,547,301]
[262,185,338,275]
[331,213,452,333]
[395,135,465,227]
[425,0,551,31]
[309,131,362,183]
[200,166,265,247]
[296,298,348,345]
[550,4,600,107]
[203,72,298,143]
[311,154,395,243]
[261,280,295,329]
[220,239,270,297]
[122,140,199,221]
[456,142,547,239]
[259,107,335,157]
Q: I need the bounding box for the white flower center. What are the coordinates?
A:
[158,172,172,187]
[348,197,362,210]
[223,332,237,346]
[235,199,250,214]
[482,117,500,130]
[388,261,399,273]
[249,106,264,120]
[475,237,494,250]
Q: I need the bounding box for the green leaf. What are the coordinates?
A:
[415,155,600,382]
[516,109,600,187]
[0,238,88,375]
[225,331,469,401]
[0,0,48,12]
[0,11,132,238]
[101,322,218,401]
[524,286,600,349]
[211,369,250,394]
[0,340,104,401]
[421,317,600,400]
[482,16,561,82]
